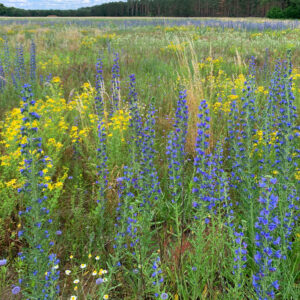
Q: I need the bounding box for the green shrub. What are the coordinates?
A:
[283,5,300,19]
[267,7,284,19]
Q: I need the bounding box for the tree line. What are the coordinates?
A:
[0,1,299,18]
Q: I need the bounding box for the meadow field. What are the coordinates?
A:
[0,17,299,299]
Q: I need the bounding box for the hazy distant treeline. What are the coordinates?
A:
[0,0,299,18]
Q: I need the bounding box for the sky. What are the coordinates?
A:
[1,0,125,10]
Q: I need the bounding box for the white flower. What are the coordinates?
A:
[73,279,79,284]
[65,270,71,275]
[99,269,108,275]
[103,295,109,299]
[92,270,97,276]
[70,296,77,300]
[95,256,100,260]
[80,264,86,269]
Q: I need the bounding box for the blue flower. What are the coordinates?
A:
[0,259,7,266]
[11,286,21,295]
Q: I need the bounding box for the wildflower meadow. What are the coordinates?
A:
[0,17,299,300]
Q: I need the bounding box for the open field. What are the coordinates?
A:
[0,18,299,299]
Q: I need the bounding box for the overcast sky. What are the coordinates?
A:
[1,0,125,10]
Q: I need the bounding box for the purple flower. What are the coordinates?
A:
[96,278,104,285]
[161,293,168,299]
[0,259,7,266]
[272,280,279,290]
[12,286,21,295]
[116,177,124,183]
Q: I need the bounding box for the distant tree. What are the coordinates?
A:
[0,0,298,18]
[0,3,7,15]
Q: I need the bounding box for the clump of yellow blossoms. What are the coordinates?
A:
[161,41,188,53]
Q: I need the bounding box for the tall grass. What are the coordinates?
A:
[0,18,299,299]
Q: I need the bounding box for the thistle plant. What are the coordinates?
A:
[111,52,121,112]
[30,40,36,82]
[95,56,105,118]
[15,44,25,84]
[151,255,168,300]
[128,73,143,159]
[165,89,188,238]
[183,100,216,299]
[227,63,260,256]
[274,53,298,179]
[93,56,109,249]
[191,99,212,222]
[139,104,161,207]
[109,103,161,297]
[0,60,5,92]
[224,173,248,298]
[17,84,59,299]
[252,177,282,299]
[3,37,10,77]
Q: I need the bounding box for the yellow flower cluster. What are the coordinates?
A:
[252,130,278,157]
[97,33,118,41]
[198,56,224,72]
[47,138,63,150]
[161,41,188,53]
[70,126,89,144]
[212,101,232,114]
[107,109,130,137]
[164,26,191,32]
[257,86,269,95]
[0,108,23,167]
[250,33,263,39]
[81,36,97,49]
[39,55,70,70]
[203,70,246,114]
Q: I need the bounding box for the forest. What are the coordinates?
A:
[0,0,299,18]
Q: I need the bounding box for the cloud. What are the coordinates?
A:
[1,0,123,10]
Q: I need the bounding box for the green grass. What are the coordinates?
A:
[0,18,299,299]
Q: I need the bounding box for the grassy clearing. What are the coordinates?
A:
[0,18,299,299]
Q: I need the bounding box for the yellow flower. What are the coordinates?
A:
[55,182,63,189]
[74,286,78,291]
[52,76,61,84]
[88,253,92,259]
[82,82,91,89]
[228,94,238,100]
[5,179,17,188]
[99,269,108,275]
[70,255,74,259]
